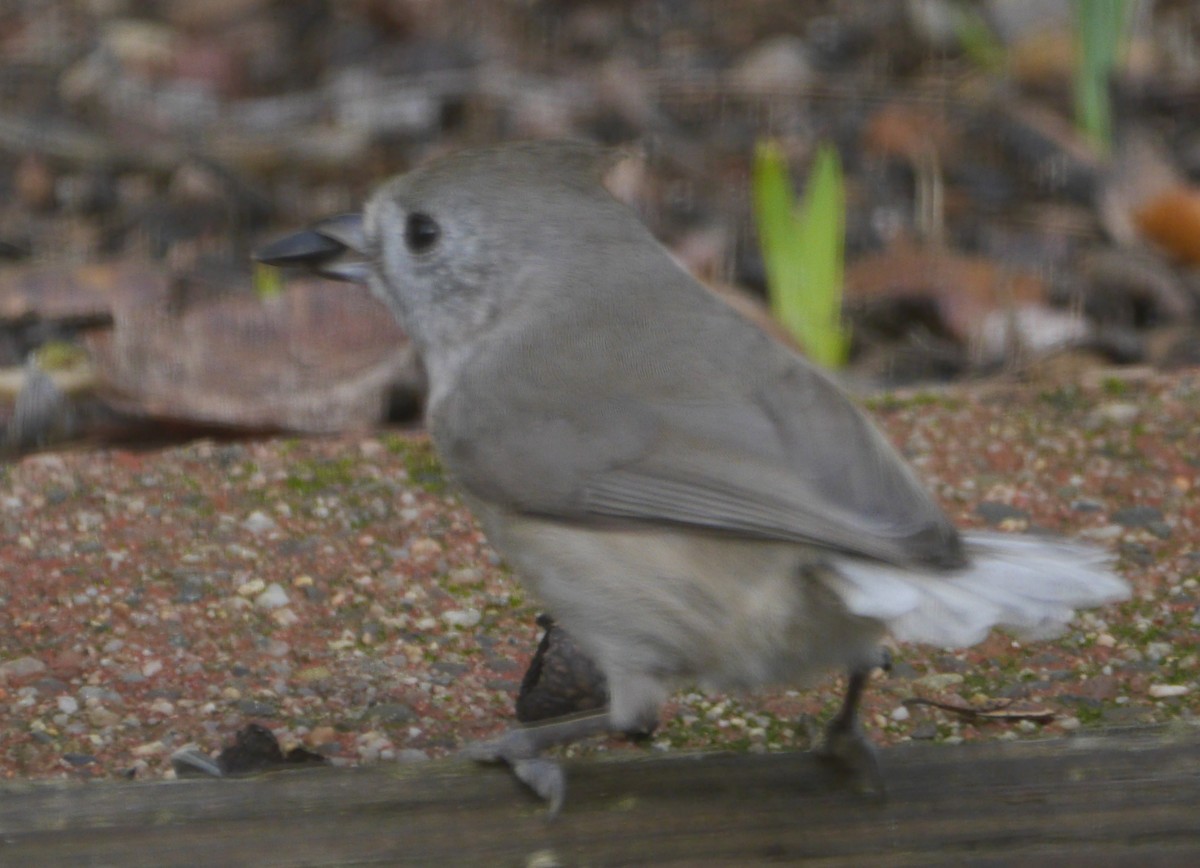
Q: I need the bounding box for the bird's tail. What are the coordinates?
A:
[826,532,1131,647]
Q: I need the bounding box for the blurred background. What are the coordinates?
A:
[2,0,1200,451]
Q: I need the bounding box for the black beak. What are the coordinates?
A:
[253,213,369,283]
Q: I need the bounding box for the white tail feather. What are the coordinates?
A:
[827,532,1131,648]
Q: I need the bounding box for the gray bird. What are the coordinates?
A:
[256,140,1129,813]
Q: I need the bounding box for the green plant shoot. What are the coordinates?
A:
[253,260,284,300]
[1073,0,1127,155]
[753,140,848,368]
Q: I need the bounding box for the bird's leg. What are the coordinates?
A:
[817,655,889,800]
[462,709,615,815]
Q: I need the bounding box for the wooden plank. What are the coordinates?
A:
[0,726,1197,866]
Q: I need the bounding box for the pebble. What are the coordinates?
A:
[365,703,414,724]
[732,35,813,93]
[1,656,47,678]
[1092,402,1140,426]
[975,501,1030,527]
[1111,505,1165,529]
[254,583,290,610]
[914,672,964,691]
[1148,684,1189,698]
[409,537,443,559]
[237,577,266,597]
[446,567,483,587]
[88,707,120,727]
[890,705,910,722]
[242,510,277,534]
[57,695,79,714]
[442,608,482,629]
[272,607,299,626]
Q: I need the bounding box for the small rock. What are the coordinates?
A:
[142,659,163,678]
[1080,524,1124,541]
[914,672,965,692]
[271,607,299,626]
[297,665,331,683]
[310,725,337,745]
[365,703,414,724]
[237,577,266,597]
[1111,505,1165,529]
[62,752,97,767]
[1093,402,1140,426]
[0,656,47,679]
[442,608,481,629]
[731,35,813,93]
[254,583,289,610]
[446,567,483,587]
[910,722,938,740]
[975,501,1030,526]
[243,510,277,534]
[890,705,910,722]
[57,695,79,714]
[87,706,121,727]
[1148,684,1189,698]
[409,537,443,560]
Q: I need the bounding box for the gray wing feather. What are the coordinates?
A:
[432,241,962,569]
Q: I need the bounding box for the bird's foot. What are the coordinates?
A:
[462,711,611,816]
[817,719,886,802]
[465,733,567,815]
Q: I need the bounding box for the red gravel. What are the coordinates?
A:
[1,370,1197,782]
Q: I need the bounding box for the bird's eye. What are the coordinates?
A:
[405,212,440,253]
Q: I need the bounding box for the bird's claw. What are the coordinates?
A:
[817,724,887,802]
[463,730,567,816]
[512,757,566,816]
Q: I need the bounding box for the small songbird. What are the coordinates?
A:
[256,140,1129,813]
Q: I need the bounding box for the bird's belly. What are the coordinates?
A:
[473,506,884,692]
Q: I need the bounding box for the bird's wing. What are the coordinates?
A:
[435,299,961,569]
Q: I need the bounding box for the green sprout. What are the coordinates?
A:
[1073,0,1127,154]
[752,140,849,369]
[253,261,284,300]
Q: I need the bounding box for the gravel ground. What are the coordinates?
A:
[1,370,1197,783]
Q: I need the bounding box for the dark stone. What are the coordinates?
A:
[910,722,938,740]
[364,703,414,724]
[1111,505,1165,528]
[1120,541,1154,567]
[217,723,326,775]
[975,501,1030,526]
[1147,521,1172,540]
[32,677,69,695]
[62,753,97,767]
